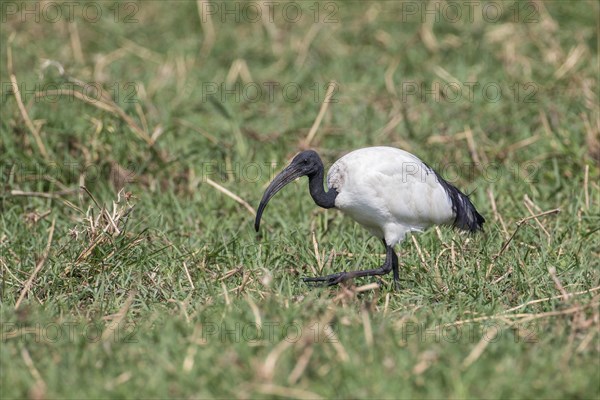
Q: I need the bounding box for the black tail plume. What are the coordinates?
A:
[434,172,485,232]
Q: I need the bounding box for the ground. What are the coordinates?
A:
[1,1,599,398]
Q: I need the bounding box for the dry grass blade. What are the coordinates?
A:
[287,346,314,385]
[220,282,231,306]
[515,301,600,324]
[328,329,350,363]
[7,35,49,160]
[462,326,499,368]
[362,307,374,348]
[492,266,513,284]
[253,384,323,399]
[428,130,468,144]
[10,189,80,199]
[384,58,400,97]
[554,43,587,79]
[464,127,483,169]
[135,103,150,134]
[296,24,322,68]
[523,196,551,239]
[411,235,427,269]
[102,290,137,343]
[584,164,590,209]
[516,208,561,225]
[175,119,220,145]
[246,296,262,327]
[355,282,381,293]
[74,188,135,263]
[236,270,252,295]
[445,295,600,329]
[383,292,390,316]
[380,58,415,145]
[581,112,600,165]
[287,308,348,384]
[412,350,437,375]
[205,178,256,216]
[197,0,216,56]
[68,21,84,64]
[225,58,253,85]
[503,135,541,155]
[503,286,600,314]
[433,65,460,85]
[548,267,570,300]
[183,261,195,290]
[487,188,509,238]
[433,247,448,289]
[34,89,113,113]
[419,19,438,52]
[15,218,56,310]
[74,235,104,264]
[21,347,47,398]
[303,81,337,148]
[260,339,294,381]
[38,89,152,145]
[494,208,560,260]
[311,231,323,274]
[219,266,243,281]
[121,38,165,64]
[576,321,599,353]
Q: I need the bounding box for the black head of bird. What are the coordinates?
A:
[255,150,336,232]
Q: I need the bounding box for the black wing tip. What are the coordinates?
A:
[454,197,485,233]
[465,208,486,233]
[431,170,485,234]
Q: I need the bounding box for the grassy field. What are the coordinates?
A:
[1,0,599,398]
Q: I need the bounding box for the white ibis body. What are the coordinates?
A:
[255,146,485,286]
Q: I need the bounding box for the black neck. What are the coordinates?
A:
[308,166,337,209]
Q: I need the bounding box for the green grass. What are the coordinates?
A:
[1,0,599,398]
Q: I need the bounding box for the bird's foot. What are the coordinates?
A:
[303,272,349,287]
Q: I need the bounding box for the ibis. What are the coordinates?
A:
[255,146,485,287]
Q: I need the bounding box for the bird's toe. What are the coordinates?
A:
[303,272,347,287]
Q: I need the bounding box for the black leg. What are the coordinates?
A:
[381,240,401,290]
[391,248,400,290]
[303,241,397,287]
[382,239,400,284]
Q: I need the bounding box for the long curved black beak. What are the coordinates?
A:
[254,163,305,232]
